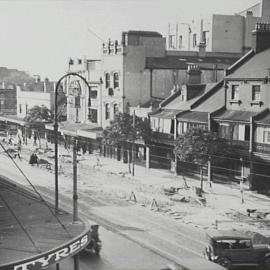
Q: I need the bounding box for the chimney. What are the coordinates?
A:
[198,42,206,57]
[187,64,201,84]
[34,74,41,83]
[252,22,270,53]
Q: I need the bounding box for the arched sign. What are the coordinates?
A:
[68,80,82,97]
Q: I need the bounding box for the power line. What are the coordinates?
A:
[87,27,105,43]
[0,142,71,237]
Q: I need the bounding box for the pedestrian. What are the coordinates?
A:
[33,134,37,146]
[8,136,13,145]
[29,152,38,166]
[17,141,22,159]
[240,179,245,204]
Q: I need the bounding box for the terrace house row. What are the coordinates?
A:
[149,23,270,191]
[64,30,240,159]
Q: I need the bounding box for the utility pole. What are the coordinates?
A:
[73,137,79,222]
[54,81,59,214]
[132,110,135,176]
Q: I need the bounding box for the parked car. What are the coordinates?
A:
[204,230,270,270]
[80,225,102,256]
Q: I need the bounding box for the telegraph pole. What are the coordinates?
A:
[73,137,79,222]
[132,111,135,176]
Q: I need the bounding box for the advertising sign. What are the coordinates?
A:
[1,231,89,270]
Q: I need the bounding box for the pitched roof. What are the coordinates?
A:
[163,83,216,111]
[150,109,182,119]
[226,48,270,79]
[146,55,238,70]
[127,30,162,38]
[177,111,208,123]
[140,98,163,109]
[213,109,258,123]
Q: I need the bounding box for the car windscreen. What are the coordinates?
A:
[215,239,252,250]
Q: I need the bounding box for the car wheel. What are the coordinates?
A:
[264,257,270,270]
[216,257,232,270]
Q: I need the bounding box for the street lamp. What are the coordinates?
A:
[54,72,91,217]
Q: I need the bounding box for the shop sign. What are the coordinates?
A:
[12,232,89,270]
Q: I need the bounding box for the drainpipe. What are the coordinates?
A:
[207,112,212,187]
[249,116,254,190]
[174,116,177,176]
[150,69,153,98]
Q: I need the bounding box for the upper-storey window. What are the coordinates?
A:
[231,85,239,100]
[105,103,110,120]
[192,34,197,48]
[113,73,119,88]
[252,85,261,101]
[105,73,110,88]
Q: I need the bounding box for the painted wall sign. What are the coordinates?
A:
[1,231,89,270]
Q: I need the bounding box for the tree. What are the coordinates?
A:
[103,113,151,169]
[174,128,231,191]
[24,105,53,147]
[24,105,52,124]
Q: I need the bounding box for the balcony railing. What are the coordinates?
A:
[253,142,270,154]
[225,139,250,151]
[151,131,175,145]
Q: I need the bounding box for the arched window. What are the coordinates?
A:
[113,73,119,88]
[105,73,110,88]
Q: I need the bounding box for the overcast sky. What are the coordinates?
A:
[0,0,259,80]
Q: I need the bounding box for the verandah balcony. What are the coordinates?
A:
[253,142,270,155]
[151,131,175,145]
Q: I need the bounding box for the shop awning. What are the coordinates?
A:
[46,121,103,139]
[177,111,208,123]
[0,115,26,126]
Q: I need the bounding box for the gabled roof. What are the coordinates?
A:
[146,55,238,70]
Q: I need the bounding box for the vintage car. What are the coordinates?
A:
[204,230,270,269]
[81,224,102,255]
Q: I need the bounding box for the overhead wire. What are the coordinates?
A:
[0,141,72,237]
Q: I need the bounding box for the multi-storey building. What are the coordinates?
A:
[211,22,270,190]
[151,22,270,191]
[167,0,270,54]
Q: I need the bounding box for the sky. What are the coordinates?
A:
[0,0,260,80]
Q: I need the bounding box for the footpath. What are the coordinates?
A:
[1,138,270,270]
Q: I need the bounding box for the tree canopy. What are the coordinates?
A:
[24,105,52,126]
[174,128,231,165]
[103,113,151,145]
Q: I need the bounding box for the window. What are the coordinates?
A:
[231,85,239,100]
[108,88,114,96]
[90,90,97,99]
[193,34,197,47]
[113,73,119,88]
[25,104,28,114]
[113,104,119,115]
[19,104,22,114]
[105,73,110,88]
[263,130,270,143]
[179,35,183,49]
[88,108,97,123]
[75,96,80,108]
[105,104,110,120]
[252,85,261,101]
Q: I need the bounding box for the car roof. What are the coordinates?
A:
[206,230,252,240]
